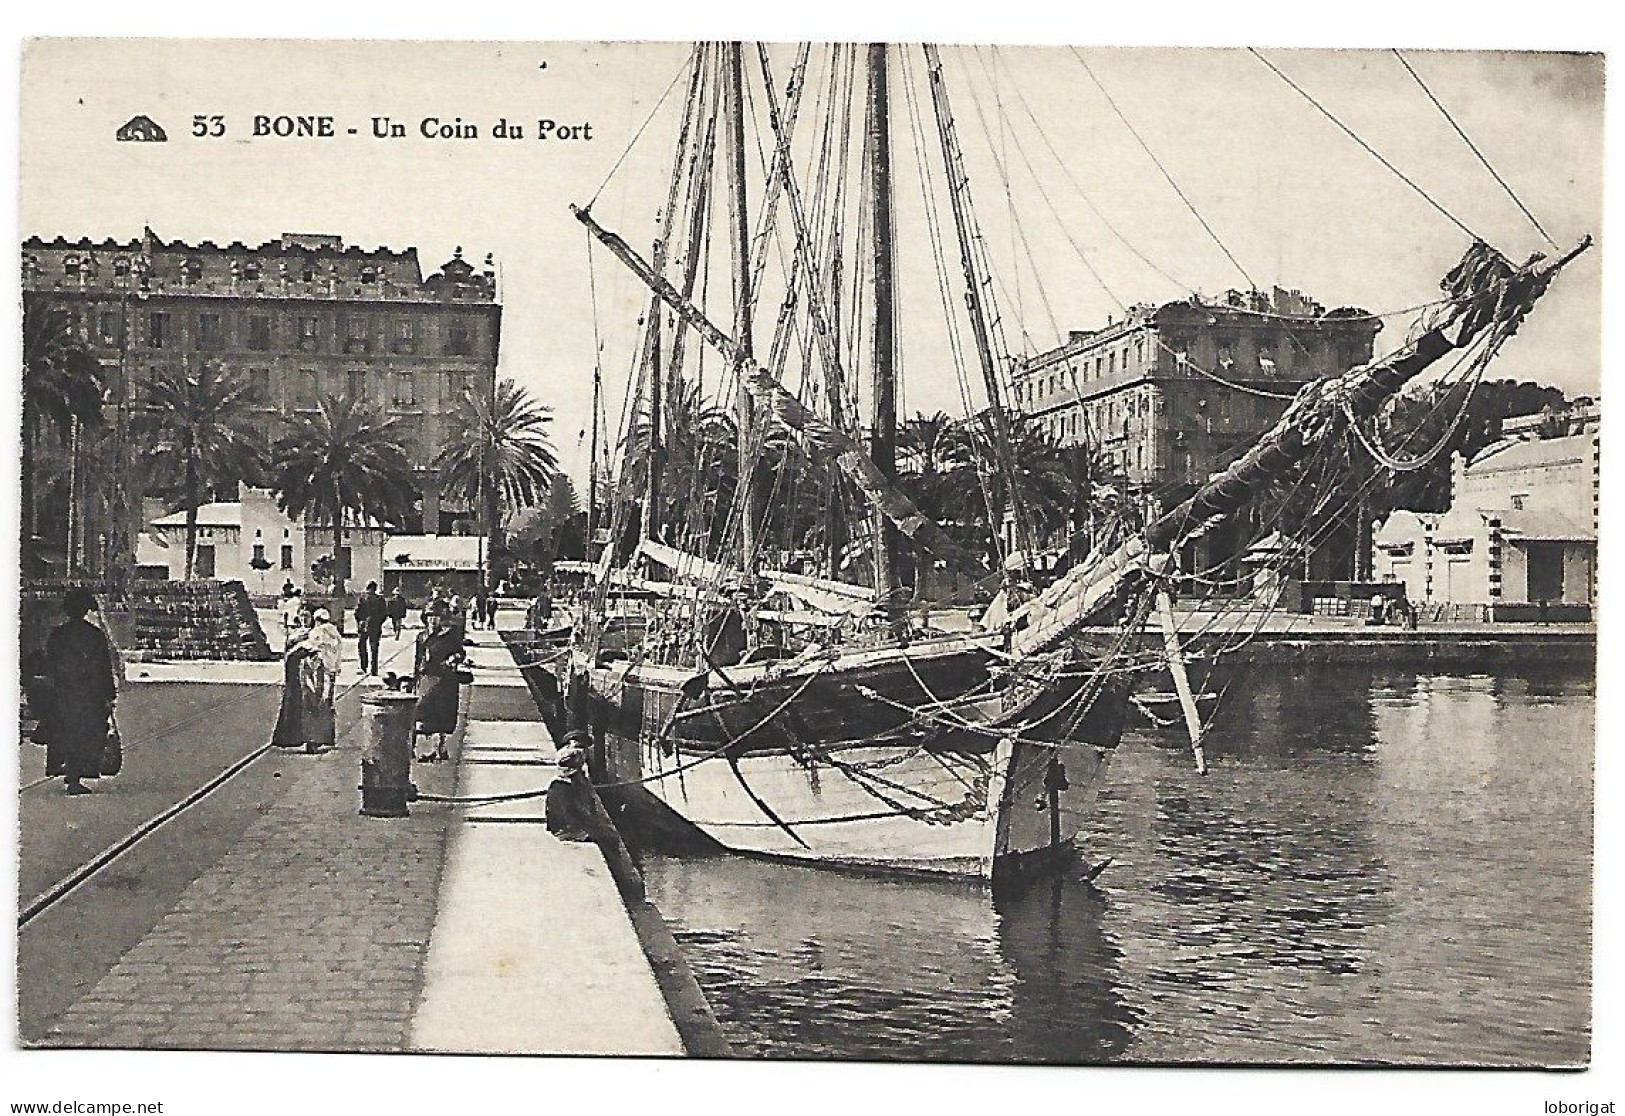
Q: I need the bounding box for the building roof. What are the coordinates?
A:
[382,535,483,570]
[149,502,242,529]
[148,500,389,531]
[1432,507,1595,545]
[1494,508,1595,543]
[1466,432,1592,473]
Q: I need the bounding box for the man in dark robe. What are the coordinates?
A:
[44,586,117,795]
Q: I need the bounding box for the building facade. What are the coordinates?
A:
[136,485,389,596]
[1007,286,1380,570]
[1373,421,1598,620]
[1011,287,1380,490]
[21,226,502,568]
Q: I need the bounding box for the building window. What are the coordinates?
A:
[248,368,271,405]
[393,319,419,354]
[248,315,272,350]
[297,368,318,409]
[1108,351,1116,376]
[342,315,371,354]
[300,258,318,283]
[297,316,321,353]
[1511,493,1527,510]
[252,542,266,565]
[360,266,378,284]
[1258,338,1277,375]
[98,311,119,345]
[445,319,474,357]
[147,311,170,349]
[347,369,365,401]
[196,545,216,579]
[392,370,416,407]
[280,543,294,570]
[184,257,204,283]
[197,312,224,350]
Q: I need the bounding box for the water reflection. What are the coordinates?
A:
[643,664,1593,1066]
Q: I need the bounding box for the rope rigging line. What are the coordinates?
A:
[1069,46,1257,291]
[1247,48,1486,245]
[968,45,1121,326]
[988,47,1194,297]
[1392,49,1560,251]
[589,48,700,207]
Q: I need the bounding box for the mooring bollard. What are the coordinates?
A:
[359,691,417,817]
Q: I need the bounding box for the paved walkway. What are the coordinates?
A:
[38,620,687,1056]
[42,686,458,1051]
[410,717,684,1055]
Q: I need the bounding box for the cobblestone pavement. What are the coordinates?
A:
[38,696,464,1053]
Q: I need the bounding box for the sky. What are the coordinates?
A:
[19,40,1604,489]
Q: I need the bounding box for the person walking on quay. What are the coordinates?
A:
[413,610,466,763]
[473,583,490,631]
[387,586,409,639]
[42,586,118,795]
[354,580,387,676]
[283,608,341,754]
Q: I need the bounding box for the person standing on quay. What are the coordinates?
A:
[448,592,468,643]
[413,610,465,763]
[272,607,314,750]
[354,580,387,675]
[473,583,489,631]
[422,584,447,631]
[387,586,409,639]
[294,608,342,753]
[279,587,305,645]
[43,586,118,795]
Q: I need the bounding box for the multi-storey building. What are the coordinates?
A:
[21,227,501,574]
[1008,286,1381,569]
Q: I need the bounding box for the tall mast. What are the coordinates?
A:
[866,43,900,609]
[724,41,761,573]
[586,359,602,559]
[921,43,1035,572]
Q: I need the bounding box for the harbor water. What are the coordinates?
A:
[641,664,1594,1064]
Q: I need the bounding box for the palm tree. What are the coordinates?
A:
[621,375,739,545]
[22,304,106,563]
[435,378,561,581]
[132,360,265,579]
[959,415,1078,568]
[272,393,417,597]
[898,410,976,527]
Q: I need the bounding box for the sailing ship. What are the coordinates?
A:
[561,43,1590,884]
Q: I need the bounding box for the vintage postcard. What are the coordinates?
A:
[9,31,1609,1113]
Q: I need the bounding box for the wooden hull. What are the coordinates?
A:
[573,633,1131,881]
